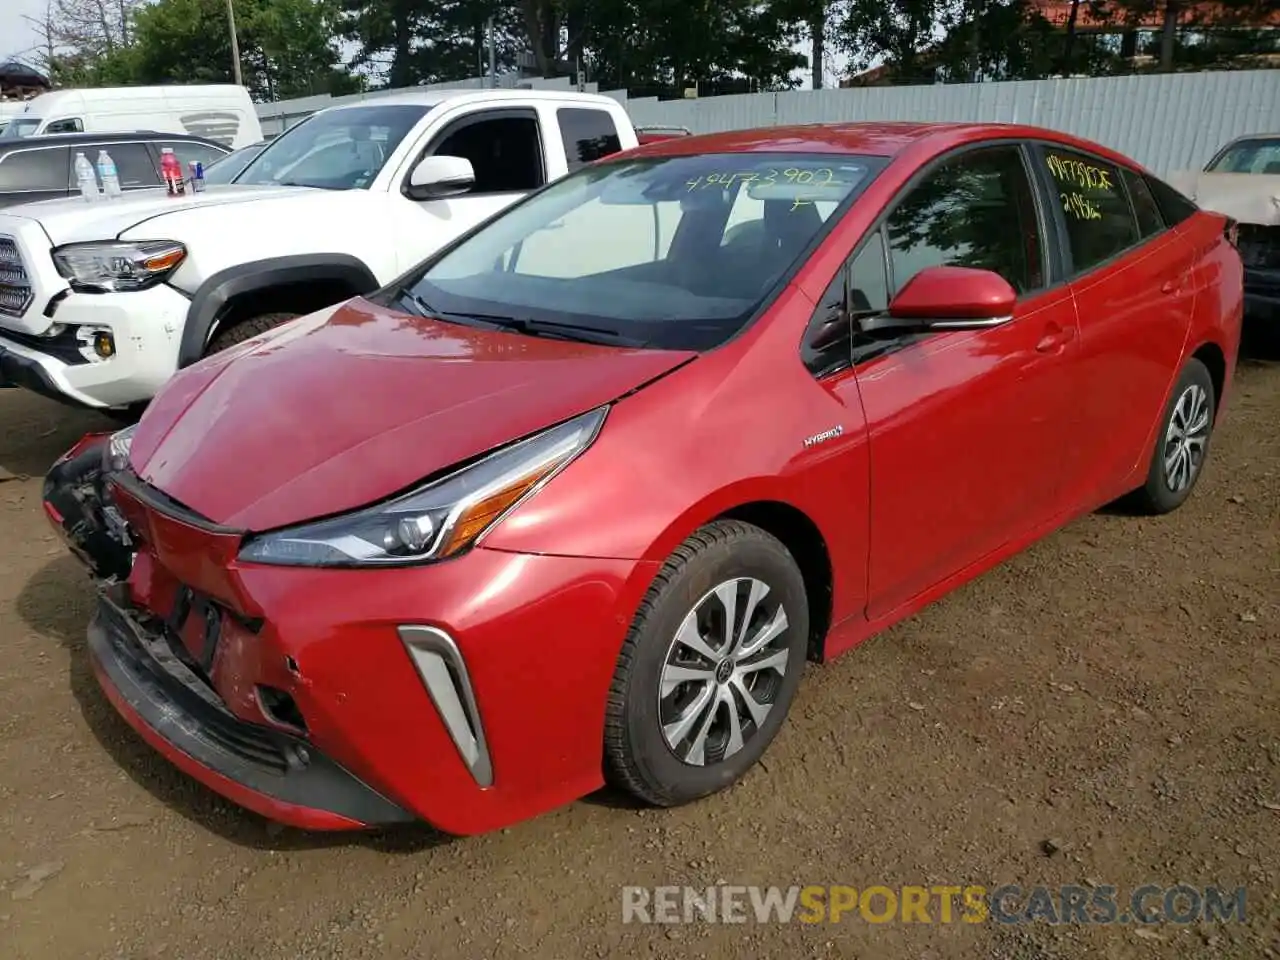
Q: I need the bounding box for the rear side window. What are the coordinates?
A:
[79,143,160,189]
[557,108,622,173]
[1039,147,1139,273]
[1122,169,1165,238]
[1145,175,1198,227]
[0,147,70,191]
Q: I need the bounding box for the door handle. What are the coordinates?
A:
[1161,280,1178,295]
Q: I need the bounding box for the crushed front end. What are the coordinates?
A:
[1237,223,1280,321]
[41,429,417,831]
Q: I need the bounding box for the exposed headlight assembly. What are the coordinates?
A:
[102,423,137,473]
[52,240,186,292]
[238,407,607,568]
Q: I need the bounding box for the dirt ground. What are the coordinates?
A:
[1,330,1277,960]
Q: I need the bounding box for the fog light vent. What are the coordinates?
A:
[398,625,493,788]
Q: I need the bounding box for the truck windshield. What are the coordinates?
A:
[233,103,431,189]
[1,119,42,139]
[393,151,887,351]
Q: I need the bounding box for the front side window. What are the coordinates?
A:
[0,147,70,191]
[1206,138,1280,174]
[44,118,83,134]
[396,152,886,351]
[1038,146,1140,273]
[886,145,1045,295]
[234,103,430,190]
[430,113,544,194]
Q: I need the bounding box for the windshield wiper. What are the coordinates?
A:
[438,311,648,348]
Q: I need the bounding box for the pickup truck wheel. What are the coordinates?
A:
[206,311,299,354]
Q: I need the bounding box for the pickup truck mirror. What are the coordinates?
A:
[406,155,476,200]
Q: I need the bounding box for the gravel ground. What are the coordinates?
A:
[1,328,1277,960]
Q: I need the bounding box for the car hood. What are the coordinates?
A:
[3,185,319,245]
[1166,170,1280,226]
[128,297,696,531]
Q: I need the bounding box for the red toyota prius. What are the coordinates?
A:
[43,122,1243,835]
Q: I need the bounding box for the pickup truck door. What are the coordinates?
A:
[394,105,558,272]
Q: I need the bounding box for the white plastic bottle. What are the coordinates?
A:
[74,152,100,201]
[97,150,122,198]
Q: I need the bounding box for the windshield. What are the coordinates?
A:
[2,118,41,139]
[395,152,885,351]
[232,103,431,189]
[1206,138,1280,174]
[205,142,267,184]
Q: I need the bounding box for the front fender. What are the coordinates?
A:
[177,254,379,366]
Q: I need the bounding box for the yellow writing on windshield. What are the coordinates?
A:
[1045,154,1114,192]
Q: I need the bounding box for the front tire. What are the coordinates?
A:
[604,520,809,807]
[1130,357,1216,514]
[206,311,300,354]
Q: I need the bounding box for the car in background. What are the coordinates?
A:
[1169,133,1280,321]
[0,130,230,207]
[43,121,1242,836]
[203,140,267,185]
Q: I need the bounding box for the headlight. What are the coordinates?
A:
[52,241,186,292]
[102,423,137,473]
[237,407,608,567]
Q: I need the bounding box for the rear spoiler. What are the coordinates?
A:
[635,125,693,145]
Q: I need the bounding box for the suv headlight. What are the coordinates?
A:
[52,241,186,292]
[237,407,608,567]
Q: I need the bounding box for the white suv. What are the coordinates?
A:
[0,89,639,414]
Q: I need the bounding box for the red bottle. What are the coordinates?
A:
[160,147,185,196]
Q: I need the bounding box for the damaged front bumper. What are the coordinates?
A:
[41,433,135,582]
[1238,224,1280,321]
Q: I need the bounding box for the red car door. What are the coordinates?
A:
[1032,143,1199,505]
[848,143,1082,621]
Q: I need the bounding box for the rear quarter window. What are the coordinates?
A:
[1039,146,1140,273]
[1144,175,1198,227]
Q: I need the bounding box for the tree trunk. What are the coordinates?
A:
[810,11,825,89]
[1058,0,1082,75]
[1159,0,1179,71]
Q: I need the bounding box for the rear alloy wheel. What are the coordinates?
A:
[1131,357,1216,514]
[604,520,809,807]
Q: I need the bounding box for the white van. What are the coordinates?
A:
[0,85,262,148]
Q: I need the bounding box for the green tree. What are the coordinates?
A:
[102,0,359,99]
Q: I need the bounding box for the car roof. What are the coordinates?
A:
[0,130,228,149]
[622,120,1139,169]
[320,88,623,115]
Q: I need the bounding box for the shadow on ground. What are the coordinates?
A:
[15,554,451,854]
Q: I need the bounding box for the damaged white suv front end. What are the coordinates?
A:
[1169,133,1280,323]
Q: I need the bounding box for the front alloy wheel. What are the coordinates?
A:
[604,520,809,807]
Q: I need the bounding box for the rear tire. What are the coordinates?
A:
[603,520,809,807]
[1128,357,1216,515]
[206,311,299,354]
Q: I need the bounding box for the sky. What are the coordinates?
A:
[1,0,47,64]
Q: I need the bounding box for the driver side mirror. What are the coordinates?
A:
[861,265,1018,334]
[406,155,476,201]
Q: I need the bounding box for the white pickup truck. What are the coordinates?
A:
[0,88,647,414]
